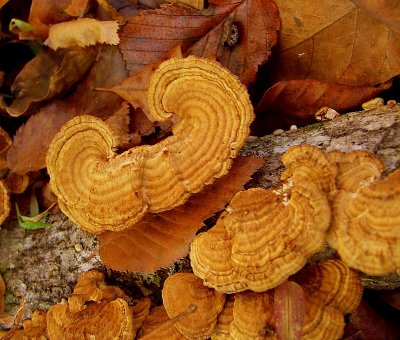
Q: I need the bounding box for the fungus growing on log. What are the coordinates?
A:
[190,184,331,293]
[292,260,363,314]
[162,272,226,339]
[46,56,253,233]
[0,180,10,226]
[330,168,400,275]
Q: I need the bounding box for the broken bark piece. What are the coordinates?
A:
[46,56,253,233]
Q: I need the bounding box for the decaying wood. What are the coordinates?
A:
[0,104,399,320]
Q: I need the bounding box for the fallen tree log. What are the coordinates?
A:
[0,104,399,319]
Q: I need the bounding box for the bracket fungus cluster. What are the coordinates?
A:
[46,56,254,234]
[155,260,362,339]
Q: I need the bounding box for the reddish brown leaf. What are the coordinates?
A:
[378,289,400,311]
[270,0,400,86]
[253,79,391,132]
[99,156,265,273]
[274,281,305,340]
[119,0,280,85]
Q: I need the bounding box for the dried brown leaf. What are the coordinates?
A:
[7,46,127,175]
[6,48,97,117]
[119,0,280,85]
[274,281,305,340]
[99,156,265,273]
[253,79,391,132]
[271,0,400,86]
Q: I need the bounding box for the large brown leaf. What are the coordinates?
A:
[270,0,400,86]
[99,156,265,273]
[119,0,280,85]
[253,79,391,132]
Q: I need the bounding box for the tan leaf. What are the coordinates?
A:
[44,18,120,50]
[5,48,97,117]
[119,0,280,85]
[99,156,265,273]
[352,0,400,32]
[271,0,400,86]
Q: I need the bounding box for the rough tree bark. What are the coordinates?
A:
[0,104,399,320]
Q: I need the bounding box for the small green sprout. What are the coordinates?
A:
[9,19,34,34]
[16,190,55,230]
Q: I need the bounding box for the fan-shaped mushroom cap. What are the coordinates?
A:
[46,298,134,339]
[190,184,331,293]
[0,180,10,226]
[301,296,344,340]
[22,310,47,338]
[330,168,400,275]
[281,144,337,196]
[138,305,186,339]
[67,270,125,313]
[292,259,362,314]
[131,298,152,335]
[211,295,234,340]
[162,272,226,339]
[229,291,276,340]
[327,150,384,193]
[46,56,253,234]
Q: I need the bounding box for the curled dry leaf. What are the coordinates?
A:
[271,0,400,86]
[7,46,127,175]
[44,18,120,50]
[0,126,12,172]
[47,56,254,234]
[190,183,331,293]
[119,0,281,85]
[99,156,265,273]
[162,273,226,339]
[65,0,91,17]
[5,48,97,117]
[253,79,391,130]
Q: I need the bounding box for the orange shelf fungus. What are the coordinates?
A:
[46,56,254,234]
[292,260,363,314]
[162,273,226,339]
[330,168,400,275]
[229,291,275,339]
[46,270,134,339]
[0,180,10,226]
[211,295,234,340]
[190,184,331,293]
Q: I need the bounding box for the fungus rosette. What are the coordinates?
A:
[330,168,400,275]
[190,184,331,293]
[46,56,254,233]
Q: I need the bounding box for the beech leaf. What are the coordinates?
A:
[253,79,391,131]
[274,280,305,340]
[99,156,265,273]
[119,0,280,85]
[271,0,400,86]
